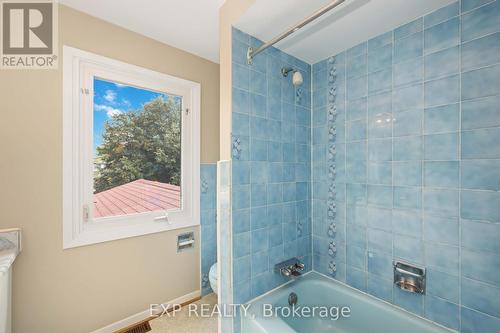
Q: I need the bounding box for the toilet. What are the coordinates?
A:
[209,263,217,295]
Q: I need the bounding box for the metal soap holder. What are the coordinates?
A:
[393,261,425,294]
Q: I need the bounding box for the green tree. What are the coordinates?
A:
[94,96,181,193]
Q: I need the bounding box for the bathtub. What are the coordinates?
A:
[241,272,453,333]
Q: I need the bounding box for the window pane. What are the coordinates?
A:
[92,78,182,219]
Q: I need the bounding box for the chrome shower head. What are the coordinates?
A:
[292,71,304,86]
[281,67,303,86]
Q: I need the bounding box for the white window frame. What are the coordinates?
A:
[63,46,200,249]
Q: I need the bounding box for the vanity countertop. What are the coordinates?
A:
[0,229,21,275]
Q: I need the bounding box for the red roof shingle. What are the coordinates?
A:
[93,179,180,218]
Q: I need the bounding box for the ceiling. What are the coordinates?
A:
[59,0,226,63]
[235,0,455,64]
[60,0,456,65]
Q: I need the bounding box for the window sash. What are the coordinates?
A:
[84,66,190,222]
[63,46,200,249]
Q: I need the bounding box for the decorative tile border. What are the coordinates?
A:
[326,55,338,277]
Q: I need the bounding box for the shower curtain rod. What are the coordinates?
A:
[246,0,346,64]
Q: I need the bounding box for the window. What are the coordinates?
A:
[63,46,200,249]
[92,78,183,218]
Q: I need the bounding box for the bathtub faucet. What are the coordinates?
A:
[274,258,305,278]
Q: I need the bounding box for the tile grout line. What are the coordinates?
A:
[461,0,497,15]
[308,65,314,270]
[421,15,427,318]
[364,43,369,291]
[344,52,347,284]
[248,37,254,302]
[390,24,396,305]
[458,1,463,330]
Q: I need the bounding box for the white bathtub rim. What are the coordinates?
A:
[244,270,457,333]
[312,271,457,333]
[240,272,310,333]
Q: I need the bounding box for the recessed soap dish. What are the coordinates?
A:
[393,261,425,294]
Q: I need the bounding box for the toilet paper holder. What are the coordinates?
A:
[177,232,195,252]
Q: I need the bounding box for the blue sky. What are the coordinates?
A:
[93,78,168,154]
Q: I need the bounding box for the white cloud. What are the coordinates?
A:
[103,90,117,103]
[121,99,131,108]
[94,104,123,118]
[106,108,122,118]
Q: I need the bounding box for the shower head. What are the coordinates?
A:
[292,71,304,86]
[281,67,304,86]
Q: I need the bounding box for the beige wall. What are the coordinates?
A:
[219,0,255,160]
[0,5,219,333]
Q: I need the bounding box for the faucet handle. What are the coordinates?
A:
[295,262,305,270]
[281,268,292,277]
[274,258,305,278]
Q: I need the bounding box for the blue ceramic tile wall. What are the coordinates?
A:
[231,28,312,308]
[201,163,217,295]
[312,1,500,332]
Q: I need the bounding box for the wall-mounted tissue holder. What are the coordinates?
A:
[177,232,194,252]
[393,261,425,294]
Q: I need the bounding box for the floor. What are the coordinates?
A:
[149,293,218,333]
